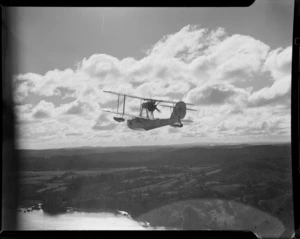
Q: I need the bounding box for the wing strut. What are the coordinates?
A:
[139,99,142,116]
[123,95,126,114]
[117,94,120,113]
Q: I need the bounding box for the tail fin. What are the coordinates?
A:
[170,101,186,122]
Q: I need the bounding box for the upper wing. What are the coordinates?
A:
[103,90,194,105]
[103,90,148,101]
[101,109,149,120]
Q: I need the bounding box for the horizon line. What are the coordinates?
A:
[16,141,291,150]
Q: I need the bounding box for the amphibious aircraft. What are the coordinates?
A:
[102,90,196,131]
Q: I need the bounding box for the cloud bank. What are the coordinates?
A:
[13,25,291,149]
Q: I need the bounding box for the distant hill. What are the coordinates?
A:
[17,144,291,171]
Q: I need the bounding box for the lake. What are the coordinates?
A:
[17,209,159,230]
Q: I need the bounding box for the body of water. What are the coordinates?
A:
[17,210,155,230]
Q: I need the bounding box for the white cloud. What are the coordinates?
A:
[14,25,292,148]
[209,34,270,75]
[13,73,43,103]
[63,100,94,115]
[92,122,117,131]
[91,113,118,131]
[189,34,270,84]
[263,46,292,81]
[80,54,122,80]
[147,25,211,61]
[185,83,249,106]
[14,104,34,123]
[248,74,291,107]
[31,100,55,119]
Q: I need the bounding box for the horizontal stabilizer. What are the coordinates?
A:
[160,104,177,108]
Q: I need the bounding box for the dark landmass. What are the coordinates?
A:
[17,143,293,238]
[18,143,291,170]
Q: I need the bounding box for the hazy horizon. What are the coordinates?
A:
[16,140,291,150]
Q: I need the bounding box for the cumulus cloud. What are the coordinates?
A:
[234,118,290,137]
[168,127,180,134]
[64,101,94,115]
[146,25,224,62]
[189,33,270,84]
[32,110,51,119]
[92,123,116,131]
[185,83,249,105]
[92,114,117,131]
[13,25,292,148]
[80,54,123,80]
[66,132,82,136]
[210,34,270,76]
[263,46,292,81]
[13,73,43,103]
[54,86,76,99]
[31,100,55,119]
[216,122,228,132]
[248,74,291,107]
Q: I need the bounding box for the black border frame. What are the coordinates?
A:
[291,0,300,238]
[2,0,299,238]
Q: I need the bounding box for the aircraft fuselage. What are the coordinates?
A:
[127,117,178,131]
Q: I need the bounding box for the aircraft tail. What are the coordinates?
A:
[170,101,186,122]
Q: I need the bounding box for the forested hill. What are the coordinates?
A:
[17,144,291,171]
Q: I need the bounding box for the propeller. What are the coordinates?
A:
[154,102,161,113]
[142,100,161,113]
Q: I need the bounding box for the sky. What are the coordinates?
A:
[9,1,294,149]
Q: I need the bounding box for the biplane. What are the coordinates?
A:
[102,90,196,131]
